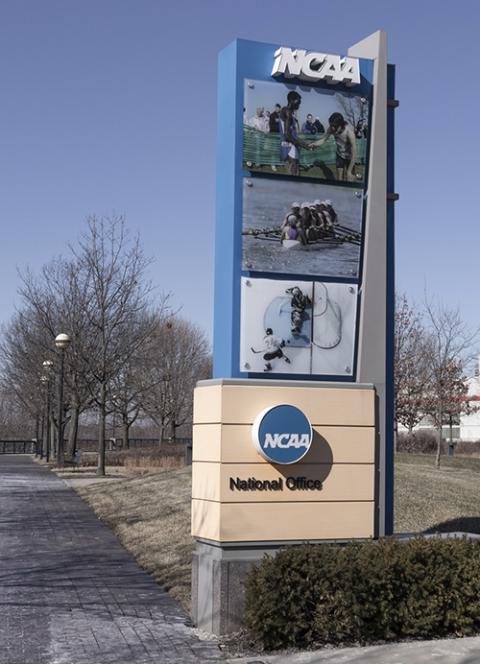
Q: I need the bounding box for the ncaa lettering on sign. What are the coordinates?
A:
[271,47,361,86]
[263,433,310,449]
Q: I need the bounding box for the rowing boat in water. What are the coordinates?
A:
[242,224,361,250]
[243,228,350,250]
[281,238,344,250]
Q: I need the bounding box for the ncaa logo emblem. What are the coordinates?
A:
[252,404,313,464]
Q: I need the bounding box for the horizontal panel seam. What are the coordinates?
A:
[192,498,375,504]
[194,423,375,426]
[192,461,375,465]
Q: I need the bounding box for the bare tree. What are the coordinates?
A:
[73,215,156,475]
[335,93,367,129]
[0,214,209,468]
[422,299,479,467]
[19,257,96,462]
[143,317,211,443]
[0,308,50,443]
[108,312,164,449]
[394,295,431,437]
[0,386,36,439]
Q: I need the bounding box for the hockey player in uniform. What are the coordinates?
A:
[253,328,291,372]
[286,287,312,335]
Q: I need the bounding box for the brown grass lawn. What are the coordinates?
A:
[76,467,193,611]
[72,454,480,615]
[394,453,480,535]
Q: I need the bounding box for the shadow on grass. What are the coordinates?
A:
[424,517,480,535]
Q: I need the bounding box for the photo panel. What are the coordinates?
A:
[240,278,358,376]
[311,282,357,376]
[242,177,363,278]
[243,79,369,183]
[240,277,313,375]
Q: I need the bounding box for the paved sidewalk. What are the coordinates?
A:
[227,635,480,663]
[0,455,223,664]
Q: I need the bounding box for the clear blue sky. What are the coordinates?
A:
[1,0,479,336]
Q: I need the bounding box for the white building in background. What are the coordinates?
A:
[459,358,480,441]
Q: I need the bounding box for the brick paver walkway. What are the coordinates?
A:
[0,456,223,663]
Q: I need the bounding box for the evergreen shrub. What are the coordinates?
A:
[244,538,480,649]
[396,431,437,453]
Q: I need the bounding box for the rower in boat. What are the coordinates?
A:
[281,215,300,242]
[280,201,301,233]
[314,200,334,230]
[323,199,338,225]
[299,202,315,243]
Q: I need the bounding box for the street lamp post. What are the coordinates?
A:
[42,360,54,462]
[39,376,47,459]
[54,334,71,467]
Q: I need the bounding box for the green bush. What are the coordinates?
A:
[244,538,480,650]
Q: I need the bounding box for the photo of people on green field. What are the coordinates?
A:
[243,79,369,183]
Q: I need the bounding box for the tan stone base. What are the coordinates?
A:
[192,379,377,543]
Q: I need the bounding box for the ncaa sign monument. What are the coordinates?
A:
[191,30,396,634]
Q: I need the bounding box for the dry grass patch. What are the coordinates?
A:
[70,453,480,617]
[77,466,192,611]
[395,453,480,534]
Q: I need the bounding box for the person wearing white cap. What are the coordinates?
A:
[299,202,316,242]
[323,200,338,225]
[312,200,333,235]
[281,214,299,242]
[281,201,301,234]
[310,201,323,239]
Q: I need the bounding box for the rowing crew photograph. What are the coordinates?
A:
[242,177,363,279]
[239,277,358,376]
[243,79,369,182]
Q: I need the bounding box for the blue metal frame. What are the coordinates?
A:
[385,63,396,535]
[213,38,375,380]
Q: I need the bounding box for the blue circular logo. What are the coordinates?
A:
[252,404,313,465]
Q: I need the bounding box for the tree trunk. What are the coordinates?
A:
[39,415,45,459]
[34,414,40,454]
[44,416,49,461]
[158,419,165,448]
[169,418,176,443]
[97,383,106,476]
[67,403,80,459]
[122,416,130,450]
[435,408,443,468]
[50,414,56,459]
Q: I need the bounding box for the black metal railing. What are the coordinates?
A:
[0,440,37,454]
